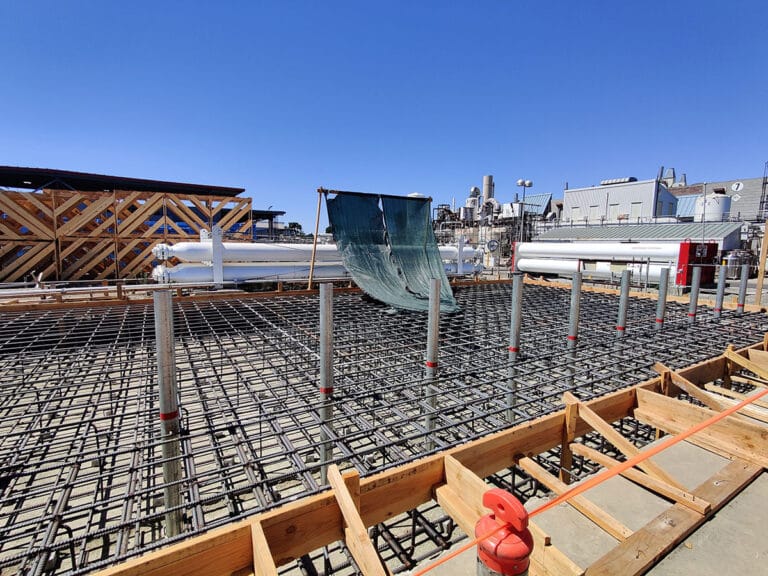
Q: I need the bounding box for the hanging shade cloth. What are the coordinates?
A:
[326,191,459,312]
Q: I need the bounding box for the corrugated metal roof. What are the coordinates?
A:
[536,221,743,241]
[0,166,245,196]
[522,193,551,215]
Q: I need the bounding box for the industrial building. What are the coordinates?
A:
[561,176,678,225]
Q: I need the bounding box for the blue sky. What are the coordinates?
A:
[1,1,765,231]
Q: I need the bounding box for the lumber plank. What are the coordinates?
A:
[747,348,768,368]
[653,363,757,425]
[569,443,710,515]
[359,450,444,526]
[327,465,388,576]
[559,395,579,484]
[435,484,478,538]
[634,388,768,469]
[704,382,768,410]
[443,455,487,518]
[585,459,762,576]
[529,520,585,576]
[725,348,768,380]
[95,522,253,576]
[653,362,728,412]
[700,389,768,424]
[729,374,768,389]
[574,400,685,491]
[251,521,278,576]
[517,457,633,541]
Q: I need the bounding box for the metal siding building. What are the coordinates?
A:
[670,177,763,221]
[563,179,678,224]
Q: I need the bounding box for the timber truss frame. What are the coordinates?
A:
[0,188,252,282]
[96,338,768,576]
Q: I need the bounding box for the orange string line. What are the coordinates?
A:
[412,379,768,576]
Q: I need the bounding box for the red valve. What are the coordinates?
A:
[475,488,534,576]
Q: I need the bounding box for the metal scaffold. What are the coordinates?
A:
[0,283,766,575]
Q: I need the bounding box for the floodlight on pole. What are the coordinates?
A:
[516,179,533,242]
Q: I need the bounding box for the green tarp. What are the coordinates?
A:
[326,192,459,312]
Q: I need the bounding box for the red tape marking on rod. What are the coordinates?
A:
[159,410,178,421]
[425,361,438,368]
[567,335,577,341]
[319,387,334,394]
[508,346,520,353]
[616,326,626,331]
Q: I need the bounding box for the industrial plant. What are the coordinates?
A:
[1,164,768,576]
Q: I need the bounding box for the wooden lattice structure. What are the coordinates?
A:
[0,189,252,282]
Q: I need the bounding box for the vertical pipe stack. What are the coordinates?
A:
[424,278,441,450]
[507,272,523,423]
[737,263,749,315]
[319,283,334,484]
[688,266,702,324]
[567,272,582,387]
[714,265,727,319]
[655,267,669,329]
[616,270,631,337]
[153,290,183,537]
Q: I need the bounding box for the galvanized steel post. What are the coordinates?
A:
[153,290,183,537]
[714,264,727,319]
[655,267,669,329]
[616,270,631,337]
[424,278,440,450]
[567,272,581,386]
[319,283,334,484]
[507,272,523,422]
[688,266,701,324]
[737,263,749,315]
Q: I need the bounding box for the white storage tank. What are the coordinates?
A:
[694,192,730,222]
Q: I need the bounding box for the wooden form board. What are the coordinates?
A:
[94,339,768,576]
[0,189,252,281]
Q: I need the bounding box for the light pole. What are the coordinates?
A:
[516,179,533,242]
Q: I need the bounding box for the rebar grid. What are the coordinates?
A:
[0,283,766,575]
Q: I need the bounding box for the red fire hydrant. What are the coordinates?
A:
[475,488,534,576]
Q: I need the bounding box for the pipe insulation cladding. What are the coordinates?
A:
[516,242,680,261]
[516,258,671,282]
[152,263,350,283]
[152,242,483,263]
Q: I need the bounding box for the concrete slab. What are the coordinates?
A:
[408,545,476,576]
[513,440,738,573]
[648,472,768,576]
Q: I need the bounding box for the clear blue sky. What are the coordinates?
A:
[1,1,765,231]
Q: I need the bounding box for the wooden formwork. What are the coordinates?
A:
[0,189,252,281]
[95,340,768,576]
